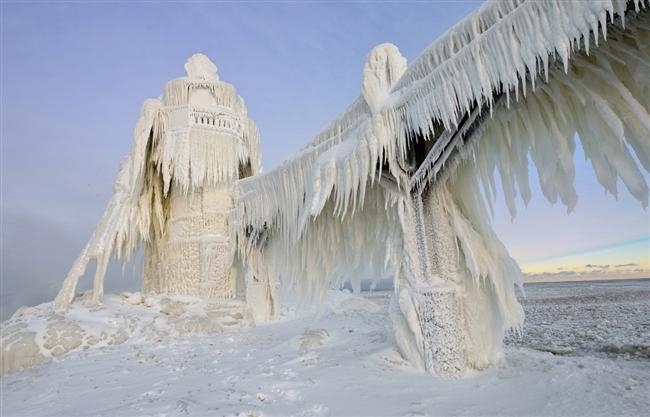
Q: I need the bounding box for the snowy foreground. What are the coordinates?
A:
[2,279,649,417]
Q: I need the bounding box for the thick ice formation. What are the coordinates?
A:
[233,0,649,376]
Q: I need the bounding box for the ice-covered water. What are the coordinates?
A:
[507,279,650,360]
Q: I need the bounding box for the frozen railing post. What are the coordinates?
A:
[243,240,278,323]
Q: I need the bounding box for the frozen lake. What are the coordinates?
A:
[2,279,649,416]
[507,279,650,359]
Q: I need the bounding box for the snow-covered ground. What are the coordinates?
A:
[2,279,649,417]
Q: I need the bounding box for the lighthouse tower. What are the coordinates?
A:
[142,55,260,298]
[54,54,261,309]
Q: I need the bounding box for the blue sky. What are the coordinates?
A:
[1,1,648,319]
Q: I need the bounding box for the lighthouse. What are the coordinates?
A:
[142,54,261,298]
[54,54,261,309]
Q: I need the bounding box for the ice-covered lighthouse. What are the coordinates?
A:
[54,54,262,308]
[141,55,261,298]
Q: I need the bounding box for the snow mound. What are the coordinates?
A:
[0,291,252,374]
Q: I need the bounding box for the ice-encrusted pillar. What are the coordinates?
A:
[394,185,466,377]
[358,42,466,376]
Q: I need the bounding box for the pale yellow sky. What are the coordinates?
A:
[519,237,650,278]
